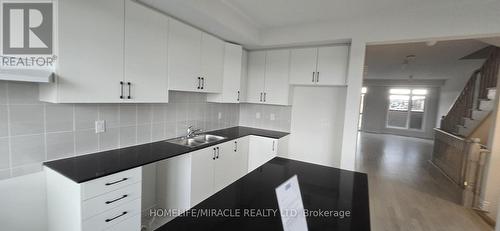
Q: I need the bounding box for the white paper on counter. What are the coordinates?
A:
[275,175,308,231]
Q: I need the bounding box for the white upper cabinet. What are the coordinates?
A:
[289,45,349,86]
[246,51,266,104]
[168,21,224,93]
[40,0,125,103]
[168,19,202,92]
[264,49,291,105]
[207,43,243,103]
[316,46,349,85]
[246,50,290,105]
[239,50,249,102]
[39,0,170,103]
[124,0,169,102]
[200,33,224,93]
[289,47,318,85]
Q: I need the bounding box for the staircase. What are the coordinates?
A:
[440,47,500,137]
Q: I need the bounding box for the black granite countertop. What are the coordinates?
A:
[43,126,289,183]
[158,157,370,231]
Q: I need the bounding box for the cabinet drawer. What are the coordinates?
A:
[82,167,142,200]
[103,214,141,231]
[83,182,142,220]
[83,199,141,231]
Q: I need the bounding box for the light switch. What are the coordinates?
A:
[256,112,261,119]
[95,120,106,133]
[270,113,275,121]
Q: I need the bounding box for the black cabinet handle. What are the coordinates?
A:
[105,178,128,186]
[197,77,201,89]
[105,195,128,204]
[216,147,220,159]
[119,81,124,99]
[316,72,319,82]
[201,77,205,89]
[312,72,315,82]
[127,82,131,99]
[260,92,263,102]
[105,211,127,223]
[237,91,240,101]
[212,148,216,160]
[263,92,266,102]
[234,141,238,152]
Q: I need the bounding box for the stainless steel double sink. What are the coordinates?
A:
[166,134,226,148]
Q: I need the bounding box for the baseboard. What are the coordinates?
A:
[474,209,496,228]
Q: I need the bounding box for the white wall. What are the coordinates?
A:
[284,86,346,168]
[0,172,48,231]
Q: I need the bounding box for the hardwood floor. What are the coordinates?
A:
[356,132,492,231]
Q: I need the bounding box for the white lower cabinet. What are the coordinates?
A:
[45,167,142,231]
[248,135,278,172]
[190,137,249,206]
[157,135,274,219]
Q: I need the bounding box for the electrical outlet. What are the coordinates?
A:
[218,112,222,120]
[270,113,275,121]
[256,112,261,119]
[95,120,106,133]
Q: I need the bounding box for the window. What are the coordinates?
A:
[358,87,367,130]
[387,88,427,130]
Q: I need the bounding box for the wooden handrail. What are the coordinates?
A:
[440,48,500,134]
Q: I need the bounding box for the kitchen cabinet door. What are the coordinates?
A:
[207,43,242,103]
[234,136,249,179]
[248,136,278,172]
[168,19,202,92]
[124,0,169,102]
[200,33,224,93]
[316,46,349,86]
[50,0,124,103]
[264,49,291,105]
[214,141,236,192]
[190,147,216,206]
[239,50,249,102]
[289,47,318,85]
[246,51,266,104]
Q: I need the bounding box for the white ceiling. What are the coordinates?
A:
[139,0,466,47]
[364,39,489,80]
[225,0,455,28]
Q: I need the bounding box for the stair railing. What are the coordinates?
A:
[440,47,500,134]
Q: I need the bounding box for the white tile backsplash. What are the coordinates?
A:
[45,104,74,133]
[10,134,45,167]
[239,103,291,132]
[0,81,265,180]
[46,132,75,160]
[9,105,44,135]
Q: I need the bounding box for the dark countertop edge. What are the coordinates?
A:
[43,126,290,183]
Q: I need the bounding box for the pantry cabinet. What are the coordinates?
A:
[207,42,243,103]
[289,45,349,86]
[39,0,170,103]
